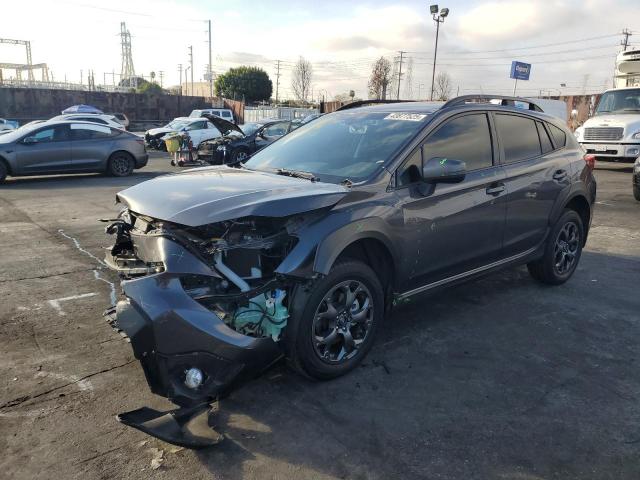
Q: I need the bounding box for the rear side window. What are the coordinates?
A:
[422,113,494,171]
[70,123,113,140]
[547,124,567,149]
[495,114,541,163]
[537,122,553,154]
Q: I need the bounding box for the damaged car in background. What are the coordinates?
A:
[197,116,293,164]
[103,96,596,447]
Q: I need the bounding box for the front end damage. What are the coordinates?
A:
[104,208,317,447]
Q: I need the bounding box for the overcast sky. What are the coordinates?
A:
[2,0,639,99]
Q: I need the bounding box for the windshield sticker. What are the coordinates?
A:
[384,113,427,122]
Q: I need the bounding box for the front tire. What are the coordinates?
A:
[0,161,7,183]
[633,184,640,202]
[231,148,249,163]
[527,209,584,285]
[285,260,383,380]
[107,152,134,177]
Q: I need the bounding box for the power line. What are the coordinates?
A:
[405,33,620,55]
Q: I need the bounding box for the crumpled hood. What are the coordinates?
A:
[147,127,176,137]
[116,166,348,227]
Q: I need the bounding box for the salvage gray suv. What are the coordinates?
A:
[104,96,596,447]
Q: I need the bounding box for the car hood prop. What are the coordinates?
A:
[117,403,223,449]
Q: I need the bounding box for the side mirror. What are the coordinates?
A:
[22,136,38,145]
[422,157,466,184]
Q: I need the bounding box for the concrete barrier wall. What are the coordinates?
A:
[0,87,212,126]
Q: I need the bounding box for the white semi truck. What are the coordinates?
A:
[575,48,640,162]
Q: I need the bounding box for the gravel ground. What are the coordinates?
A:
[1,154,639,479]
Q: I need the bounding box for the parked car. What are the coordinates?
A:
[634,157,640,201]
[197,117,293,163]
[189,108,235,123]
[144,117,189,150]
[0,121,148,182]
[0,118,16,131]
[50,113,123,129]
[110,112,130,130]
[291,112,322,130]
[103,95,596,447]
[145,117,222,150]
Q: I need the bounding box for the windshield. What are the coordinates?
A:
[0,122,42,143]
[241,123,263,135]
[243,111,429,183]
[595,89,640,114]
[166,119,188,129]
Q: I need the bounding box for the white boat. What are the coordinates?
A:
[614,48,640,88]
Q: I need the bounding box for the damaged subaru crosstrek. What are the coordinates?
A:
[103,96,596,447]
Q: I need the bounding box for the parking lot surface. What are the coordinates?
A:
[1,153,639,479]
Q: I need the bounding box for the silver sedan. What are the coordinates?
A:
[0,120,148,182]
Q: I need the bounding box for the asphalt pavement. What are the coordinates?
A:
[1,153,639,479]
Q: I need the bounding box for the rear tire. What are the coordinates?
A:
[0,161,7,183]
[284,260,383,380]
[633,184,640,202]
[108,152,134,177]
[527,209,584,285]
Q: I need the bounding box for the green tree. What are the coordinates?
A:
[214,66,272,103]
[137,81,163,95]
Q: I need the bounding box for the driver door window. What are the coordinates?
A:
[28,126,69,143]
[397,113,493,187]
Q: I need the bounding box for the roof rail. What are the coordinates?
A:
[334,99,416,112]
[442,95,544,112]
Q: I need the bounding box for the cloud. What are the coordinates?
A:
[323,36,384,51]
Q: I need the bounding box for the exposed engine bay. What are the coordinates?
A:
[105,208,314,341]
[100,165,349,448]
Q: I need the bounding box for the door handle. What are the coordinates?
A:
[485,183,505,196]
[553,169,568,181]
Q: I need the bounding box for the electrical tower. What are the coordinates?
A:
[0,38,49,84]
[120,22,135,86]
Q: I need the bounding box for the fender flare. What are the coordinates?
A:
[275,215,399,280]
[549,185,591,226]
[313,217,399,276]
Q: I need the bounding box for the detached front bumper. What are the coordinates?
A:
[105,234,282,407]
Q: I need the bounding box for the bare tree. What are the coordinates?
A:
[433,72,453,100]
[291,56,313,103]
[368,56,392,100]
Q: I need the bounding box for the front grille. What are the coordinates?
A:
[584,127,623,141]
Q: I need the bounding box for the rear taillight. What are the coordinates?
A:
[584,154,596,171]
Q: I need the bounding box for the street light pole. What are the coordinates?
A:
[429,5,449,101]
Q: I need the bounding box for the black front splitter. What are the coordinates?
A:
[117,403,223,449]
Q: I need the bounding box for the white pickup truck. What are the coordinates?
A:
[575,87,640,162]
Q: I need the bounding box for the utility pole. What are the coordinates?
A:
[429,6,449,101]
[188,45,194,97]
[185,66,190,96]
[275,60,281,104]
[621,28,632,51]
[207,20,213,101]
[159,70,164,87]
[396,51,405,100]
[178,64,183,95]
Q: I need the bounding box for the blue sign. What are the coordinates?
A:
[510,61,531,81]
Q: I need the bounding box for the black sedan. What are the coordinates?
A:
[197,118,293,164]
